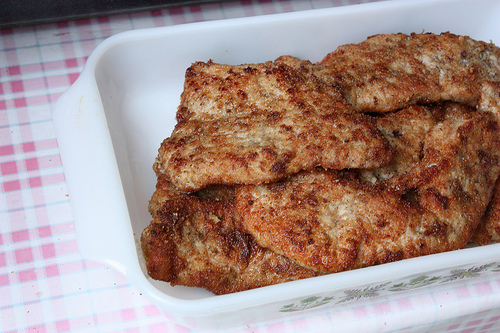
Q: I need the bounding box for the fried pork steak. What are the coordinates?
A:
[142,176,320,295]
[142,33,500,295]
[236,105,500,273]
[316,32,500,112]
[154,61,393,192]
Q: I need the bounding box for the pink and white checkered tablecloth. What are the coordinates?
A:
[2,0,500,332]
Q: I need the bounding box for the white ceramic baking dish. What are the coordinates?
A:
[53,0,500,329]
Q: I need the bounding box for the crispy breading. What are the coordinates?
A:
[235,109,500,273]
[141,176,318,295]
[358,102,478,185]
[315,32,500,112]
[142,33,500,294]
[471,82,500,245]
[473,178,500,245]
[357,104,442,184]
[154,61,393,192]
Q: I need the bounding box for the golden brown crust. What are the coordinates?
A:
[357,104,445,184]
[141,176,319,295]
[473,178,500,245]
[235,108,500,273]
[315,32,500,112]
[471,81,500,244]
[142,32,500,294]
[154,60,393,192]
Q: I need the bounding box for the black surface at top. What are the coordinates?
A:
[1,0,222,28]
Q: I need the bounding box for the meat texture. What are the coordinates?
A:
[235,107,500,273]
[314,32,500,112]
[154,61,393,192]
[142,32,500,294]
[473,179,500,245]
[357,104,444,184]
[141,176,319,295]
[471,81,500,244]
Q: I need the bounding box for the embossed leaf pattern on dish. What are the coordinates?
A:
[439,263,496,282]
[388,275,441,291]
[281,296,336,312]
[279,262,499,312]
[336,282,391,304]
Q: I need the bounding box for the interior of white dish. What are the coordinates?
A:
[90,0,500,300]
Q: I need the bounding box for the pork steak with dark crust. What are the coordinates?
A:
[279,32,500,113]
[142,33,500,294]
[141,176,319,295]
[235,107,500,273]
[154,60,393,192]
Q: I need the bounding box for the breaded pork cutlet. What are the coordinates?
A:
[141,175,319,295]
[143,103,500,291]
[154,60,393,192]
[142,33,500,294]
[280,33,500,113]
[235,107,500,273]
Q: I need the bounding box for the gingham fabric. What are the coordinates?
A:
[1,1,500,332]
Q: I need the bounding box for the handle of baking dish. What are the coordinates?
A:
[53,76,136,275]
